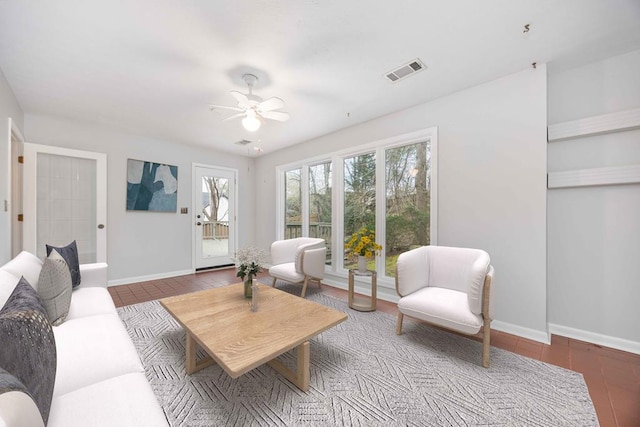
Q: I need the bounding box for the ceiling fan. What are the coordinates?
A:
[209,74,290,132]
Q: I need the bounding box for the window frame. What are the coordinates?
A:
[276,127,438,286]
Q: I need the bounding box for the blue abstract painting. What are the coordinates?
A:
[126,159,178,212]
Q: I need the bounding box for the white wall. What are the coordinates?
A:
[0,66,24,265]
[547,49,640,352]
[24,114,254,283]
[255,67,549,341]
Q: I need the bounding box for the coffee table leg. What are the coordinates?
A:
[267,341,310,391]
[185,332,216,375]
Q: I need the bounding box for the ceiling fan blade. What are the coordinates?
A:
[209,104,243,112]
[260,111,290,122]
[229,90,249,107]
[258,97,285,112]
[222,113,245,122]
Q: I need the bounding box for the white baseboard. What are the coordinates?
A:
[323,278,552,344]
[549,323,640,355]
[108,269,193,287]
[491,320,550,344]
[322,276,400,303]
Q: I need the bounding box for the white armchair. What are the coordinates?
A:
[395,245,494,367]
[268,238,327,298]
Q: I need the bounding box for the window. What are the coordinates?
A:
[277,128,437,284]
[284,168,301,239]
[343,152,376,270]
[384,140,431,276]
[309,162,332,265]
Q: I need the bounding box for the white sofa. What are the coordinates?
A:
[0,251,168,427]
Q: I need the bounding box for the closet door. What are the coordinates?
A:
[23,143,107,263]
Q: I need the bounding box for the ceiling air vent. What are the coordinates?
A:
[385,58,426,83]
[234,139,252,146]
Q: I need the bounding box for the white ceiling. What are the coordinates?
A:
[1,1,640,156]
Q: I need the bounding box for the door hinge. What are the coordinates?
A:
[18,156,24,164]
[17,214,23,222]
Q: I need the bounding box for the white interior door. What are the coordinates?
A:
[23,143,107,263]
[193,165,236,269]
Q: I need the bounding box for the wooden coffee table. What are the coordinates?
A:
[160,283,347,391]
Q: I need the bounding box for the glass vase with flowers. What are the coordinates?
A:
[235,246,267,298]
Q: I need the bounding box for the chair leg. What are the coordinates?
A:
[300,277,310,298]
[317,279,322,290]
[482,321,491,368]
[271,277,277,288]
[396,312,404,335]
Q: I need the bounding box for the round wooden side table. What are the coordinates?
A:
[348,269,377,312]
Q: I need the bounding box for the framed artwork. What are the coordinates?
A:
[126,159,178,212]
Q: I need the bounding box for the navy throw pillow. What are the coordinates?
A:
[46,240,81,288]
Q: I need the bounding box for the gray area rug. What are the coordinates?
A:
[117,282,598,426]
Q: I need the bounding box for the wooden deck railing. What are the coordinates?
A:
[203,221,229,239]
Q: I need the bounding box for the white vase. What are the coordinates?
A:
[357,255,368,273]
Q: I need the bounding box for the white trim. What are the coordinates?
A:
[548,164,640,189]
[108,269,193,287]
[430,130,439,246]
[549,323,640,355]
[7,118,25,261]
[547,107,640,142]
[323,279,553,345]
[491,320,551,344]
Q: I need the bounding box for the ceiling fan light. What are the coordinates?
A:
[242,110,261,132]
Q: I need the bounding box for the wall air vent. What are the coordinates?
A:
[234,139,252,146]
[385,58,426,83]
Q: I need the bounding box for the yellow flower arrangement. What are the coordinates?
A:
[345,227,383,258]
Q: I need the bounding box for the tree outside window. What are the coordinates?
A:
[384,141,431,276]
[343,152,376,270]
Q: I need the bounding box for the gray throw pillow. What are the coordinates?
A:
[0,277,56,425]
[46,240,81,288]
[38,249,73,326]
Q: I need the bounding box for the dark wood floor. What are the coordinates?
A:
[107,268,640,427]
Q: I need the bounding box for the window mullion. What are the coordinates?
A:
[375,146,386,274]
[301,166,309,236]
[333,156,344,271]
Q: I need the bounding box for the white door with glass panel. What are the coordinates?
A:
[23,143,107,263]
[193,165,236,269]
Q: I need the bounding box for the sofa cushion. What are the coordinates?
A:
[397,286,483,335]
[0,277,56,425]
[66,288,117,321]
[37,249,73,326]
[1,251,43,291]
[0,368,45,427]
[46,241,81,288]
[52,313,144,397]
[269,262,305,284]
[0,270,20,309]
[48,373,168,427]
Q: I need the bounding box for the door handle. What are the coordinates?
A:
[98,224,105,229]
[196,222,202,226]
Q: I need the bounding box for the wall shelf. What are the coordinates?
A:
[548,164,640,189]
[548,107,640,142]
